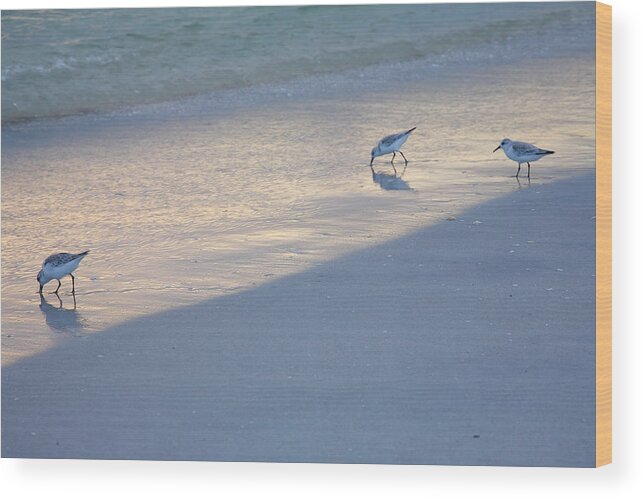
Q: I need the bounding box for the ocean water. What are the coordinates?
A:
[2,3,596,365]
[2,3,594,122]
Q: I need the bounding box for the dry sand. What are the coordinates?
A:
[2,171,596,466]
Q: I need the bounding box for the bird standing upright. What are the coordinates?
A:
[493,138,554,178]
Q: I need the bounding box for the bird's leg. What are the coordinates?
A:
[390,152,396,165]
[399,151,409,165]
[71,273,76,294]
[527,162,531,178]
[515,163,521,177]
[54,279,62,294]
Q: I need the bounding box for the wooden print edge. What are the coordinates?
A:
[595,1,612,468]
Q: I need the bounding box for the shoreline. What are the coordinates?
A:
[2,171,596,466]
[1,48,596,131]
[1,2,595,126]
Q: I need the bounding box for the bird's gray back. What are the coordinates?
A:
[511,141,542,154]
[44,252,86,267]
[379,131,405,147]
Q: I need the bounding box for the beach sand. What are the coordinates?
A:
[2,171,595,466]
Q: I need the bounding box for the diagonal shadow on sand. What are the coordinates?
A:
[2,172,596,466]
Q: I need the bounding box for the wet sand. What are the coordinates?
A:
[2,171,596,466]
[1,55,596,365]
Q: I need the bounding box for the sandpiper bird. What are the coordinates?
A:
[493,138,554,178]
[37,250,90,294]
[370,127,416,167]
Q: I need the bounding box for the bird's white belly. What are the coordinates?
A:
[377,136,408,156]
[44,260,80,281]
[507,149,542,163]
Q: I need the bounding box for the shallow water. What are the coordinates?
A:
[2,3,594,122]
[1,4,596,364]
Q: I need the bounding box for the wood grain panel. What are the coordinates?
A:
[595,1,612,468]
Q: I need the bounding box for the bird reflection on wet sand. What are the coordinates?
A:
[370,165,413,191]
[39,293,85,335]
[515,176,531,189]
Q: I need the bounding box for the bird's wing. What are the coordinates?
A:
[377,128,416,148]
[511,141,546,155]
[44,253,76,267]
[378,132,403,148]
[44,251,88,267]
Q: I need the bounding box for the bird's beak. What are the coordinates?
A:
[38,284,43,294]
[493,145,501,153]
[370,156,374,166]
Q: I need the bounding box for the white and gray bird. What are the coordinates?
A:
[493,138,554,178]
[36,250,90,294]
[370,127,416,168]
